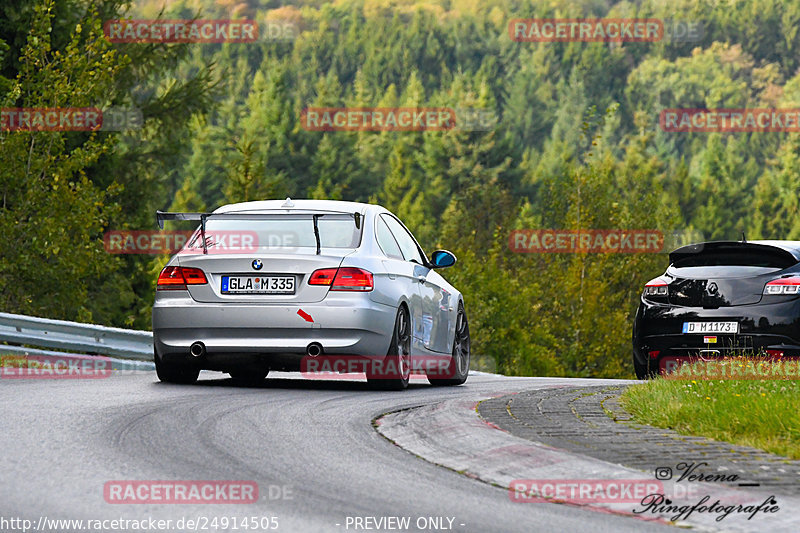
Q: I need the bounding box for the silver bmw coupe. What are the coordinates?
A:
[152,198,469,389]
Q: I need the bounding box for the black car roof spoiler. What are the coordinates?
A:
[669,240,800,265]
[155,210,363,255]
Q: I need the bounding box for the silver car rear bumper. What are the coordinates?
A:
[152,291,396,359]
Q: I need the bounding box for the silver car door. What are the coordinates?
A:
[381,214,441,353]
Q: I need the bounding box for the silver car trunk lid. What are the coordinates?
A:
[171,210,363,303]
[177,249,353,304]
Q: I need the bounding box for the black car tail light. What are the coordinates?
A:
[642,277,669,302]
[763,276,800,295]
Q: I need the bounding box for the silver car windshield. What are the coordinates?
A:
[186,214,362,250]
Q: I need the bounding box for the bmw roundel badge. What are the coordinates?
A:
[252,259,263,270]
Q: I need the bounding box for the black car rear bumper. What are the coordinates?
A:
[633,298,800,374]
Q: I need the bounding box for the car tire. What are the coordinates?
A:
[154,350,200,384]
[368,305,411,391]
[229,369,269,385]
[428,303,470,386]
[633,353,657,380]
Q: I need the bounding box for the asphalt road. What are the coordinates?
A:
[0,371,677,533]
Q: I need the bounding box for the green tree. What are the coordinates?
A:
[0,0,125,320]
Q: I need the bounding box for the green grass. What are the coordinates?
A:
[621,359,800,459]
[1,354,42,368]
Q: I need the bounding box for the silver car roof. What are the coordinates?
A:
[214,199,378,215]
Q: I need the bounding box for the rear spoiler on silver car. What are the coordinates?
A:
[155,210,363,255]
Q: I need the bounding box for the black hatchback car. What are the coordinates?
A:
[633,240,800,378]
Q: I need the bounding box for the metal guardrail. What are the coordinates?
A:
[0,312,153,361]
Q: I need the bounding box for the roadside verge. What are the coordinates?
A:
[375,385,800,532]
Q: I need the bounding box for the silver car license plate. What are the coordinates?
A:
[682,321,739,334]
[221,275,295,294]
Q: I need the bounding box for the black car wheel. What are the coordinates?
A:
[633,353,657,380]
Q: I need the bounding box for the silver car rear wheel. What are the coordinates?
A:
[368,305,411,390]
[428,303,469,386]
[154,350,200,385]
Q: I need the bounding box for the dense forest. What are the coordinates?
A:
[2,0,800,377]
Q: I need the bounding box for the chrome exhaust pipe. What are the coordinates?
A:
[190,341,206,358]
[306,343,323,357]
[698,349,720,361]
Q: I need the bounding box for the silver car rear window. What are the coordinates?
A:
[188,214,362,249]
